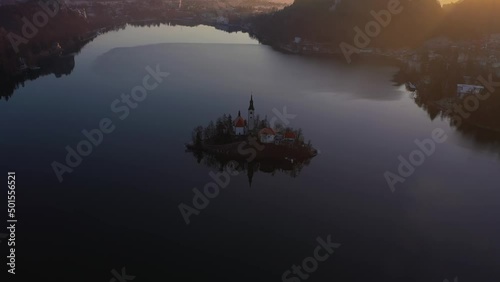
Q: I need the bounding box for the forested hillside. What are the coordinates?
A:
[253,0,499,47]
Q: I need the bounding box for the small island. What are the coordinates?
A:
[186,96,318,163]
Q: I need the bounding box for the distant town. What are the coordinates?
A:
[1,0,500,132]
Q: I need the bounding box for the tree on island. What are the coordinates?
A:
[191,126,203,148]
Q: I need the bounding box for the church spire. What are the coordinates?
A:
[248,95,255,111]
[247,95,255,131]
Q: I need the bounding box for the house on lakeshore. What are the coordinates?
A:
[492,62,500,78]
[457,84,485,99]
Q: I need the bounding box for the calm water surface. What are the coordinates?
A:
[1,24,499,281]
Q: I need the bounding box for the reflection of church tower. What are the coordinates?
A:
[247,162,255,187]
[248,95,255,131]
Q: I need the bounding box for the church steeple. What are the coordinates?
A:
[247,95,255,131]
[248,95,255,111]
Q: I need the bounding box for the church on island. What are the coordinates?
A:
[233,95,255,136]
[186,95,317,167]
[232,96,297,144]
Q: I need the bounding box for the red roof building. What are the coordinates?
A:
[233,111,246,135]
[234,116,246,127]
[284,131,296,140]
[259,128,276,144]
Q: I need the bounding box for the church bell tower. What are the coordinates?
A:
[248,95,255,131]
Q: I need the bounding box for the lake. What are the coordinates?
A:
[1,24,499,282]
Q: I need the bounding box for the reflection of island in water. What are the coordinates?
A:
[394,49,500,158]
[186,96,317,184]
[188,152,314,186]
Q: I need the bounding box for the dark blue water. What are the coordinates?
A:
[1,24,499,282]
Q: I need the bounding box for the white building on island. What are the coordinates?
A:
[258,128,276,144]
[233,111,246,136]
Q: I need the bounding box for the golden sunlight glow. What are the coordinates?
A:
[439,0,461,4]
